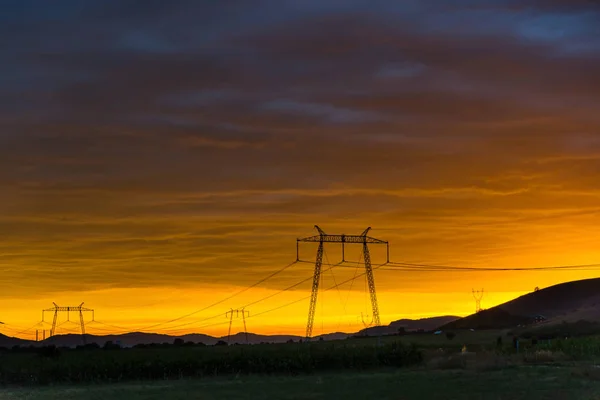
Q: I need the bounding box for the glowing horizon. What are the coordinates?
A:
[2,256,599,340]
[2,1,600,341]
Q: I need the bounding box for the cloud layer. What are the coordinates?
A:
[1,1,600,331]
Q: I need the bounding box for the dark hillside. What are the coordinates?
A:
[499,278,600,318]
[442,308,533,330]
[441,278,600,330]
[0,333,32,348]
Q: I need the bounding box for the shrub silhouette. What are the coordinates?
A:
[102,341,121,350]
[0,340,423,385]
[37,345,61,359]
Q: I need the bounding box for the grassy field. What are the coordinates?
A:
[3,366,600,400]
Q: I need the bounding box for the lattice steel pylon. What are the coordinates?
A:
[298,226,389,339]
[226,308,250,345]
[472,289,484,313]
[42,302,94,344]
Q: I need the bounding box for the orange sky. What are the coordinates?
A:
[2,1,600,340]
[2,228,600,340]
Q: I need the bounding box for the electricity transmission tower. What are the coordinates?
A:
[226,308,250,345]
[298,226,389,339]
[42,303,94,344]
[472,289,484,313]
[361,312,373,329]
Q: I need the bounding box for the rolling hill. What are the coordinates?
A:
[360,316,461,336]
[0,333,32,348]
[441,308,534,330]
[496,277,600,323]
[442,277,600,330]
[389,316,460,331]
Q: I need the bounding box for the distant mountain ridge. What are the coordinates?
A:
[0,316,459,348]
[10,278,600,349]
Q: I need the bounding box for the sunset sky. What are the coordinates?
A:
[2,0,600,340]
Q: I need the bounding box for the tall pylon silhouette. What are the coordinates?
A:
[297,226,389,339]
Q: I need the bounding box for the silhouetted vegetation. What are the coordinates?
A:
[102,341,121,350]
[37,345,61,359]
[76,343,100,351]
[0,340,422,385]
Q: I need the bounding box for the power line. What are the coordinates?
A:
[146,261,384,335]
[100,258,600,335]
[377,266,600,272]
[300,259,600,271]
[148,260,356,333]
[7,322,42,336]
[300,259,600,272]
[60,261,302,336]
[162,318,232,335]
[249,263,388,320]
[387,261,600,271]
[133,260,299,331]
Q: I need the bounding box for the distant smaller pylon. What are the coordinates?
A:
[226,308,250,345]
[42,302,94,345]
[472,289,484,313]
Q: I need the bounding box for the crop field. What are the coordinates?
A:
[0,340,422,385]
[0,331,505,386]
[2,332,600,399]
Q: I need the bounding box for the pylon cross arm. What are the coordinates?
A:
[298,235,387,244]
